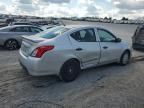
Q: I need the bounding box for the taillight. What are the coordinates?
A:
[31,46,54,58]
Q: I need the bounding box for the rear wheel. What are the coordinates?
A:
[4,39,19,50]
[59,59,80,82]
[120,51,130,65]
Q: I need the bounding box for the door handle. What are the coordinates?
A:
[103,46,108,49]
[76,48,83,51]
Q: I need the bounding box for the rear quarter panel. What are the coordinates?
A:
[37,33,80,74]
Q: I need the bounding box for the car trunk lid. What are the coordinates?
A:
[21,35,45,57]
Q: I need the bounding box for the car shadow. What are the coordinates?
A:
[0,46,19,51]
[5,62,133,106]
[0,46,6,50]
[28,63,128,89]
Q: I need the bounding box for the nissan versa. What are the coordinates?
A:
[19,25,131,82]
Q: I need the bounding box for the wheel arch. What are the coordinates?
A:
[61,58,81,69]
[124,49,131,57]
[58,57,81,82]
[4,38,20,50]
[58,57,81,75]
[119,49,131,63]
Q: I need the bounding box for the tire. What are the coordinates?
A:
[59,59,80,82]
[4,39,19,50]
[120,51,130,65]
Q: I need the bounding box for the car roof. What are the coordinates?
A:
[13,22,34,24]
[9,25,39,28]
[0,25,41,30]
[64,25,108,32]
[65,25,100,29]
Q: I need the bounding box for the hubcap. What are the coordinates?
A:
[6,40,17,50]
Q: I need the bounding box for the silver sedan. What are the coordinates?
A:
[0,25,43,50]
[19,25,131,82]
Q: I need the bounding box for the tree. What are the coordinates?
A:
[122,17,128,20]
[104,17,108,20]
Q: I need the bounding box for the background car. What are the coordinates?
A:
[132,25,144,50]
[0,25,43,50]
[19,25,131,82]
[9,22,40,27]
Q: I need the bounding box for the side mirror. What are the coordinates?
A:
[115,38,122,42]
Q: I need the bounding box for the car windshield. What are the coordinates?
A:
[35,26,69,39]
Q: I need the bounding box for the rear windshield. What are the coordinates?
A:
[35,26,69,39]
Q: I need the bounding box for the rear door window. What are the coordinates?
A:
[10,27,30,32]
[70,29,96,42]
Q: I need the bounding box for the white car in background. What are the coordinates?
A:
[19,25,131,82]
[0,25,43,50]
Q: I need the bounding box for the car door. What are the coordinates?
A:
[97,28,122,63]
[10,26,32,36]
[7,26,33,42]
[69,28,101,68]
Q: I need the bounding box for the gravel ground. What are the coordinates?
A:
[0,21,144,108]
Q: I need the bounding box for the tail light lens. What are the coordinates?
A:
[31,46,54,58]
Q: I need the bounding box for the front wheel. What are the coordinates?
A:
[120,51,131,65]
[59,60,80,82]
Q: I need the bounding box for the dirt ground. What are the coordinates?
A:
[1,21,144,108]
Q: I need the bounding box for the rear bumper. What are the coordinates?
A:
[19,50,58,76]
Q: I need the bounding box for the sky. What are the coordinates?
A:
[0,0,144,19]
